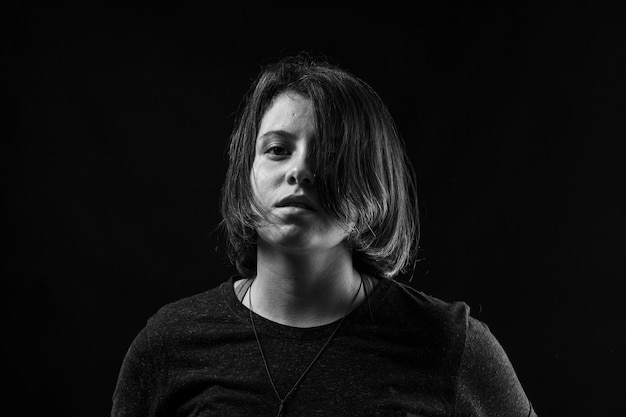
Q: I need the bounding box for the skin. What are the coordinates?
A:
[237,91,365,328]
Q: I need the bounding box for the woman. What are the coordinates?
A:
[112,54,537,416]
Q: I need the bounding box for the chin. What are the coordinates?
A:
[261,231,316,252]
[257,225,346,254]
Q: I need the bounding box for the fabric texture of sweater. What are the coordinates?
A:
[112,276,537,416]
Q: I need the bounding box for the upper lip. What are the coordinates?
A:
[275,195,317,211]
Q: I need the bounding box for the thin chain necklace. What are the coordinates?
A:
[247,275,363,417]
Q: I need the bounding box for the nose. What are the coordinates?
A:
[286,153,315,186]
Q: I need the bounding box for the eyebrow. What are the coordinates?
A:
[257,130,297,141]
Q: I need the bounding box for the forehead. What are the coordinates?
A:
[257,91,315,138]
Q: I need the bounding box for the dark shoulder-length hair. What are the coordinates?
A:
[220,53,419,279]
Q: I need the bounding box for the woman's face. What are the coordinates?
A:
[250,91,349,253]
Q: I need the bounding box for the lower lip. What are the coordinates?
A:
[276,206,315,213]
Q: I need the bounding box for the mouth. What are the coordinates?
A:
[275,196,317,211]
[279,202,314,210]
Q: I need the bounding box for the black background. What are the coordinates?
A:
[3,2,625,416]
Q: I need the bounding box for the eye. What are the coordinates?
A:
[265,145,290,158]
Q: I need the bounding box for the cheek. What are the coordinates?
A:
[250,163,275,204]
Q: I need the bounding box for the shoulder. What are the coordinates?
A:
[119,278,234,360]
[118,277,238,368]
[378,278,470,333]
[366,279,471,364]
[376,281,536,415]
[455,314,537,416]
[145,279,232,336]
[112,281,235,414]
[118,279,235,373]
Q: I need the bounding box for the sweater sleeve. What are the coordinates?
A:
[111,319,165,417]
[454,317,537,417]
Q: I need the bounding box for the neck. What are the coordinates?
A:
[247,241,363,328]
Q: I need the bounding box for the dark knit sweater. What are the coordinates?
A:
[112,277,536,416]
